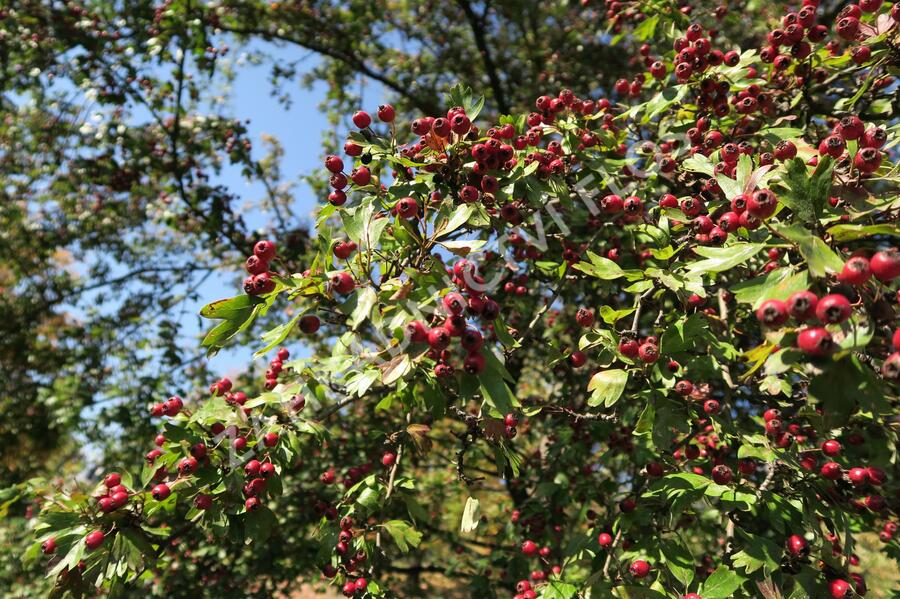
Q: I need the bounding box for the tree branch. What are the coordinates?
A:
[215,24,442,116]
[456,0,510,114]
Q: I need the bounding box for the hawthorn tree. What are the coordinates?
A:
[9,0,900,598]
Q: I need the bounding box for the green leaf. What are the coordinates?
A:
[643,85,688,123]
[350,287,378,330]
[651,402,691,450]
[660,537,695,588]
[254,311,304,359]
[682,153,716,177]
[599,305,636,324]
[632,14,659,41]
[119,528,153,571]
[356,486,381,511]
[834,313,874,351]
[460,497,480,533]
[686,243,765,274]
[716,170,742,200]
[731,535,781,574]
[737,442,775,463]
[776,224,844,278]
[826,223,900,242]
[189,396,234,425]
[779,156,833,223]
[434,204,474,238]
[661,314,710,355]
[200,295,262,319]
[633,401,656,437]
[342,198,388,249]
[478,355,518,415]
[572,252,625,280]
[612,587,668,599]
[493,317,521,348]
[445,84,485,121]
[587,369,628,407]
[437,239,486,255]
[542,580,579,599]
[701,565,747,599]
[646,268,705,296]
[730,267,809,310]
[201,293,275,356]
[808,357,889,428]
[381,520,422,553]
[244,506,277,543]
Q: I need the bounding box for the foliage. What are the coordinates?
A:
[2,0,900,598]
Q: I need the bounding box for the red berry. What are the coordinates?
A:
[151,483,171,501]
[869,249,900,281]
[397,197,418,219]
[569,350,587,368]
[521,540,538,556]
[194,494,213,509]
[178,457,198,476]
[598,532,613,548]
[711,465,733,484]
[377,104,395,122]
[820,461,842,480]
[787,291,818,321]
[244,459,261,477]
[786,534,808,557]
[85,531,105,550]
[882,351,900,380]
[427,327,451,351]
[866,466,886,485]
[862,127,886,149]
[747,189,777,219]
[854,147,882,173]
[704,399,720,415]
[838,256,871,286]
[442,292,466,315]
[629,559,651,578]
[164,395,183,416]
[797,327,833,356]
[254,240,277,261]
[821,439,842,457]
[774,140,797,161]
[675,380,694,396]
[829,579,852,599]
[352,111,371,129]
[245,255,268,275]
[638,342,659,363]
[350,166,371,186]
[325,155,344,173]
[41,537,57,555]
[815,294,851,325]
[848,467,868,486]
[331,272,355,294]
[576,307,595,328]
[756,299,789,327]
[618,339,639,358]
[299,314,320,334]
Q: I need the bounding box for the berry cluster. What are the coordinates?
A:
[242,240,278,295]
[756,250,900,360]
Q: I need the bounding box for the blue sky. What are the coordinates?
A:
[185,42,386,376]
